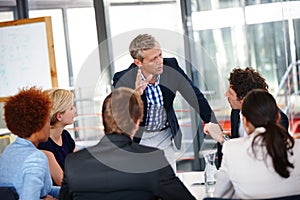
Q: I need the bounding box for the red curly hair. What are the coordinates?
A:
[4,87,52,138]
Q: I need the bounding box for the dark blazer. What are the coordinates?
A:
[113,58,217,149]
[59,134,196,200]
[217,108,289,168]
[230,109,289,138]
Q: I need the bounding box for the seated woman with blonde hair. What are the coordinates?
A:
[205,89,300,199]
[38,88,77,186]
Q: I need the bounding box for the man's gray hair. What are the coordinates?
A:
[129,34,160,61]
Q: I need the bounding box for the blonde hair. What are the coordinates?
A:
[46,88,74,125]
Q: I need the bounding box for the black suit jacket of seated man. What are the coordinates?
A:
[59,133,196,200]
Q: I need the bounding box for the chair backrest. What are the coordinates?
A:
[0,186,19,200]
[0,134,13,155]
[203,198,235,200]
[267,194,300,200]
[203,194,300,200]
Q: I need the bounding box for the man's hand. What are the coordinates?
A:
[203,122,224,143]
[135,68,153,95]
[293,133,300,139]
[41,195,56,200]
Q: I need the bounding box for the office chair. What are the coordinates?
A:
[203,198,239,200]
[203,194,300,200]
[0,186,19,200]
[0,134,12,155]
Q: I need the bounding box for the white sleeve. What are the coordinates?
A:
[214,142,235,198]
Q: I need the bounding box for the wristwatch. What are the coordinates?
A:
[221,134,230,145]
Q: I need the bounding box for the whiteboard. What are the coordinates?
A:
[0,17,58,101]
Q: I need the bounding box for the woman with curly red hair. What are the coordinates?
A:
[0,87,60,200]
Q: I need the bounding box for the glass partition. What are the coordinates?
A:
[191,0,300,133]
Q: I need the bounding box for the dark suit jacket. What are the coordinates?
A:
[230,109,289,138]
[217,108,289,168]
[113,57,217,149]
[59,134,196,200]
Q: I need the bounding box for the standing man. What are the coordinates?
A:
[113,34,217,170]
[204,67,289,167]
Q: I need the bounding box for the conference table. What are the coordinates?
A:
[177,171,210,200]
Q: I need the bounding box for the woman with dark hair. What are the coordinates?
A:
[0,87,60,200]
[206,89,300,199]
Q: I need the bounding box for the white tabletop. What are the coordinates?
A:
[177,171,208,200]
[75,140,99,150]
